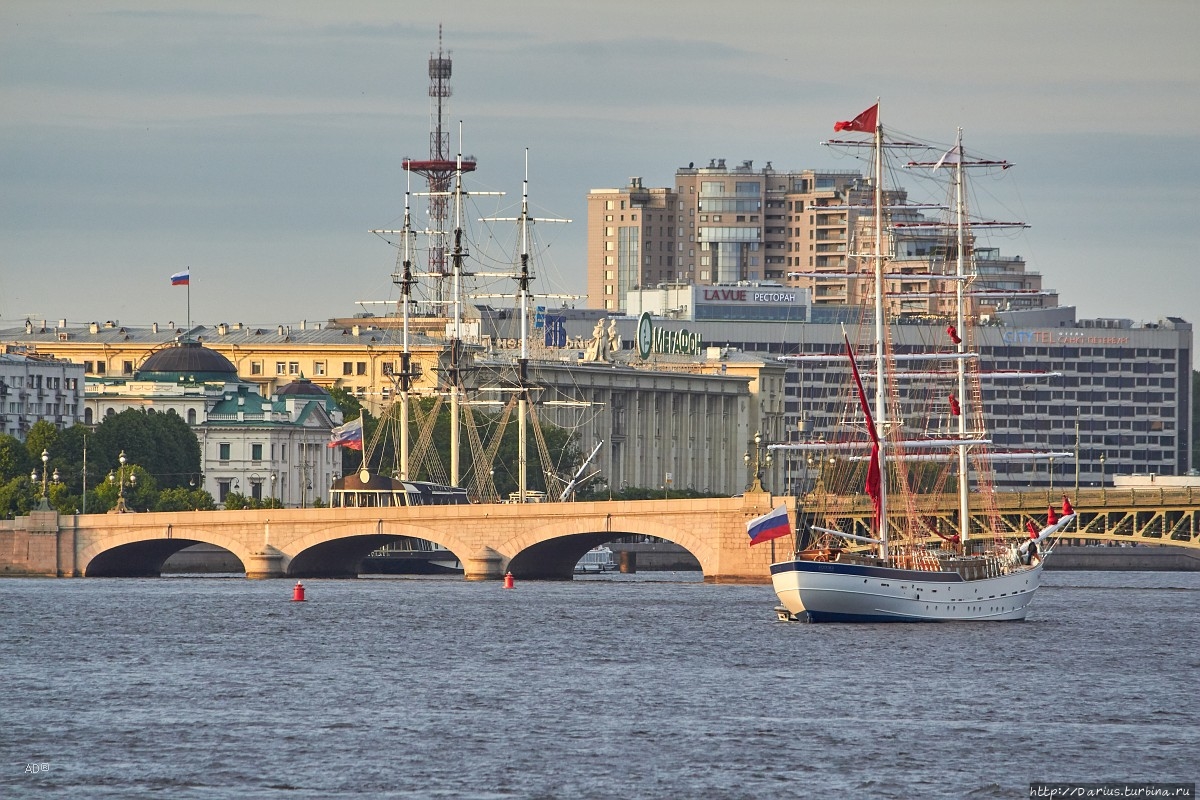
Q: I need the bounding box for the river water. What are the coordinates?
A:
[2,570,1196,799]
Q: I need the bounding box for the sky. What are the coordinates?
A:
[2,0,1199,330]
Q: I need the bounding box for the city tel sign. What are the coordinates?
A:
[1000,329,1131,346]
[637,312,703,359]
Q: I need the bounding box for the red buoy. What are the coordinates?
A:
[292,581,306,602]
[503,572,514,589]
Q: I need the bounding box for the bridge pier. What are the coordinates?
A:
[464,547,505,581]
[245,546,285,579]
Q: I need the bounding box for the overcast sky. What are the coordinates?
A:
[2,0,1198,330]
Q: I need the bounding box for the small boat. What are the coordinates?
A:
[575,546,617,574]
[767,102,1075,622]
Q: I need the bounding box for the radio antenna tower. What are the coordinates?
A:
[403,25,476,307]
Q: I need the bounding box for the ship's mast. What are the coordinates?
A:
[872,103,890,560]
[395,172,416,481]
[952,128,971,544]
[449,135,466,486]
[480,149,570,502]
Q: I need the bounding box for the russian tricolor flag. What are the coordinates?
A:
[170,269,190,286]
[746,504,791,546]
[327,416,363,450]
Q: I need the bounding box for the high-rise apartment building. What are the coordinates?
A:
[587,160,1055,317]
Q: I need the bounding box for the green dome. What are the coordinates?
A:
[137,340,238,382]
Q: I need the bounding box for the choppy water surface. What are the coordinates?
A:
[2,570,1196,799]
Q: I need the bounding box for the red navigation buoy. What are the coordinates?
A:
[292,581,306,602]
[503,572,514,589]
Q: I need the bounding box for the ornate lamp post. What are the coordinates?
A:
[743,431,773,493]
[108,450,136,513]
[32,449,59,510]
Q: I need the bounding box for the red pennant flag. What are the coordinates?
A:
[948,394,961,416]
[1047,505,1058,526]
[1062,495,1075,516]
[834,103,878,133]
[1026,521,1039,539]
[946,324,962,344]
[845,335,882,529]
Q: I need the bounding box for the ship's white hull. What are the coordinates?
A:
[771,558,1043,622]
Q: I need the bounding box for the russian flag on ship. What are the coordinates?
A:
[327,416,363,450]
[746,505,791,546]
[170,269,190,286]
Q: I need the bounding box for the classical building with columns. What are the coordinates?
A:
[86,340,342,507]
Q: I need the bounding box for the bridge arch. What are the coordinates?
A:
[497,514,719,580]
[284,518,473,578]
[78,524,254,578]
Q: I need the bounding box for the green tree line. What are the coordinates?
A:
[0,410,212,518]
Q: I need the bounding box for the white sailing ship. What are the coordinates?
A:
[769,102,1076,622]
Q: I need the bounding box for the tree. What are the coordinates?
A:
[0,435,30,482]
[24,420,59,469]
[90,408,200,491]
[154,487,217,512]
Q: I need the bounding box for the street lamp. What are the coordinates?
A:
[108,450,135,513]
[1099,453,1107,502]
[743,431,773,493]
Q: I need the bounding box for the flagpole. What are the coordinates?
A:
[187,266,191,330]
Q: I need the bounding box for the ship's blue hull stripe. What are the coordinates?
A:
[770,559,965,583]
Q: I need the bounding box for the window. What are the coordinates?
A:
[187,408,197,424]
[122,360,134,375]
[250,361,263,375]
[288,362,300,375]
[218,480,232,502]
[343,362,353,376]
[356,362,367,376]
[313,362,325,376]
[219,442,231,461]
[276,362,287,376]
[251,443,263,461]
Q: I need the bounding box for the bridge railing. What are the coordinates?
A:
[794,487,1200,548]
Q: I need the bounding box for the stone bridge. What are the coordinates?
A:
[7,488,1197,582]
[1,494,793,582]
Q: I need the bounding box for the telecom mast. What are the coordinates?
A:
[402,25,476,306]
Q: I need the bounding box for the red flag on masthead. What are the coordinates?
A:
[948,394,961,417]
[1062,495,1075,516]
[946,324,962,345]
[1047,505,1059,526]
[834,103,878,133]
